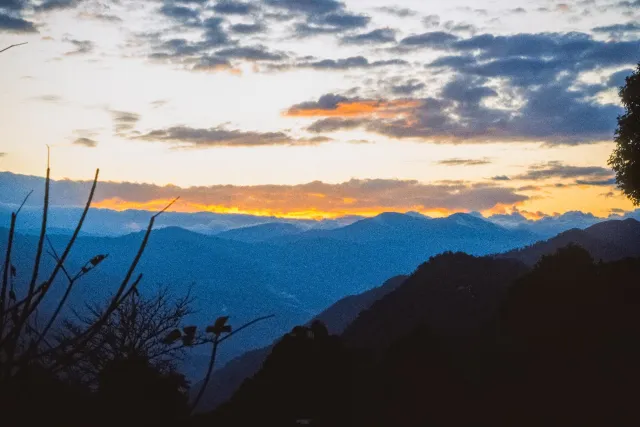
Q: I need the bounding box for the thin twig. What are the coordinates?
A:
[191,336,219,413]
[0,42,27,54]
[218,315,276,344]
[191,314,275,413]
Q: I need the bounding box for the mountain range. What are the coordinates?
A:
[193,217,640,411]
[3,206,640,387]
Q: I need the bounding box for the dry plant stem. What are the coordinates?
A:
[6,163,49,370]
[0,191,33,337]
[27,169,99,321]
[191,337,219,413]
[190,314,275,414]
[0,43,27,54]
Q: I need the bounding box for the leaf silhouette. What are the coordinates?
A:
[89,254,107,266]
[162,329,182,345]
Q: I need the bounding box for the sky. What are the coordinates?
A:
[1,0,639,220]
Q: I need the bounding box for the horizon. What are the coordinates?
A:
[2,0,639,220]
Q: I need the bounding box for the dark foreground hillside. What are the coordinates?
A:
[200,247,640,427]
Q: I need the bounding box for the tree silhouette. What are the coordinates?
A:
[59,287,199,385]
[609,63,640,205]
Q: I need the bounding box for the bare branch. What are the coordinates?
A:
[0,42,27,54]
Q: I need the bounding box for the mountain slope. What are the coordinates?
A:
[192,275,407,412]
[216,223,304,243]
[342,253,528,351]
[499,218,640,265]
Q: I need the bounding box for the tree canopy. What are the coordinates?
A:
[609,63,640,205]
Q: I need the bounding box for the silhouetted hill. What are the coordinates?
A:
[192,275,407,412]
[342,253,527,351]
[313,275,407,334]
[499,218,640,265]
[205,247,640,426]
[216,222,304,243]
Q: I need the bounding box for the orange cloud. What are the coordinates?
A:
[285,99,420,118]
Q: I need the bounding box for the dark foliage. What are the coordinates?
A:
[609,63,640,205]
[205,321,352,427]
[96,355,189,427]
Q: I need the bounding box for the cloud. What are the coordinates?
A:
[341,28,397,45]
[36,0,84,12]
[390,80,426,95]
[111,110,141,135]
[515,162,615,184]
[136,125,331,148]
[285,94,419,118]
[212,0,257,15]
[264,0,342,15]
[159,4,201,25]
[230,22,266,34]
[592,22,640,37]
[64,38,94,55]
[287,31,637,145]
[215,45,286,61]
[73,137,98,147]
[0,152,5,157]
[399,31,458,48]
[375,6,417,18]
[299,56,407,70]
[0,13,37,33]
[0,172,529,217]
[264,0,370,37]
[436,158,492,166]
[191,55,235,72]
[491,175,511,181]
[422,14,440,28]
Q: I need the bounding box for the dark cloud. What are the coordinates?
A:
[73,137,98,147]
[0,13,37,33]
[341,28,396,45]
[390,80,425,95]
[136,125,332,147]
[35,0,84,11]
[64,38,94,55]
[216,45,286,61]
[576,178,617,186]
[191,55,233,72]
[608,68,634,87]
[491,175,511,181]
[593,22,640,37]
[309,11,369,29]
[436,158,492,166]
[303,56,407,70]
[212,0,257,15]
[264,0,369,37]
[516,161,614,181]
[264,0,342,15]
[399,31,458,48]
[375,6,417,18]
[307,118,366,133]
[230,22,265,34]
[159,4,201,25]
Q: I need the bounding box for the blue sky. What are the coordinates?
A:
[1,0,639,219]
